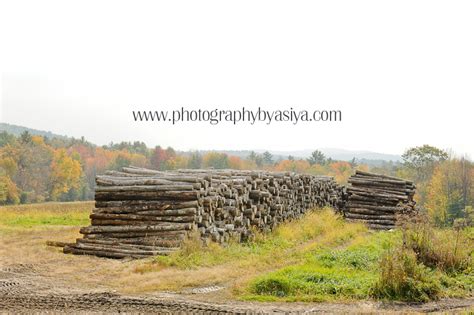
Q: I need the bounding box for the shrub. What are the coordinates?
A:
[371,247,441,302]
[398,213,472,272]
[372,214,473,302]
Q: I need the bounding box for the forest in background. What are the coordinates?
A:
[0,130,472,227]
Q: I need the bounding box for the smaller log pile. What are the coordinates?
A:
[343,170,416,230]
[63,169,203,258]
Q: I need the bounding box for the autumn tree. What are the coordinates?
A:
[426,158,474,226]
[150,146,168,170]
[80,146,114,199]
[13,135,53,202]
[426,165,449,225]
[402,145,448,182]
[228,156,244,169]
[328,161,353,184]
[129,152,147,168]
[307,150,326,165]
[0,131,16,147]
[402,145,449,206]
[275,159,310,173]
[0,169,20,204]
[106,141,149,156]
[110,153,131,170]
[49,149,83,201]
[166,147,176,160]
[203,152,229,169]
[165,155,188,170]
[247,151,263,168]
[19,131,32,144]
[350,157,357,167]
[188,152,203,169]
[308,163,328,175]
[262,151,273,165]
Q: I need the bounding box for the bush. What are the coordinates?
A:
[371,214,473,302]
[371,247,441,302]
[399,213,471,272]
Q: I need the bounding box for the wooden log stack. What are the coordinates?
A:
[342,170,416,230]
[64,166,344,258]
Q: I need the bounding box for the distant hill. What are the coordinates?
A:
[201,148,402,165]
[321,148,401,162]
[251,148,401,162]
[0,123,70,140]
[0,123,402,164]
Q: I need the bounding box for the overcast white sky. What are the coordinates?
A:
[0,0,473,157]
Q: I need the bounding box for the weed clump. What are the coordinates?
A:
[399,214,472,272]
[371,213,472,301]
[252,277,292,297]
[371,247,441,302]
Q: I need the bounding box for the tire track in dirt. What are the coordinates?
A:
[1,264,473,314]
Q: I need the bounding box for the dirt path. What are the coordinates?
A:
[1,263,473,314]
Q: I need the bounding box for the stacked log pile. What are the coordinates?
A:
[343,170,416,230]
[64,167,344,258]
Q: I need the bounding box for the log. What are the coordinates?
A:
[94,190,200,201]
[46,241,73,248]
[95,185,195,192]
[96,200,200,208]
[347,186,411,197]
[97,175,206,185]
[344,213,396,220]
[80,236,182,247]
[73,242,176,255]
[344,204,403,212]
[80,223,193,234]
[93,208,198,217]
[90,212,196,221]
[64,245,151,259]
[343,207,397,215]
[346,217,398,226]
[348,194,401,204]
[84,230,187,239]
[97,177,176,186]
[76,238,180,251]
[91,217,195,225]
[354,170,414,184]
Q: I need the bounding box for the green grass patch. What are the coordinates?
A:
[244,230,397,302]
[248,264,376,301]
[0,201,93,229]
[242,216,473,302]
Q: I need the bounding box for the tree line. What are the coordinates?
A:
[0,131,472,226]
